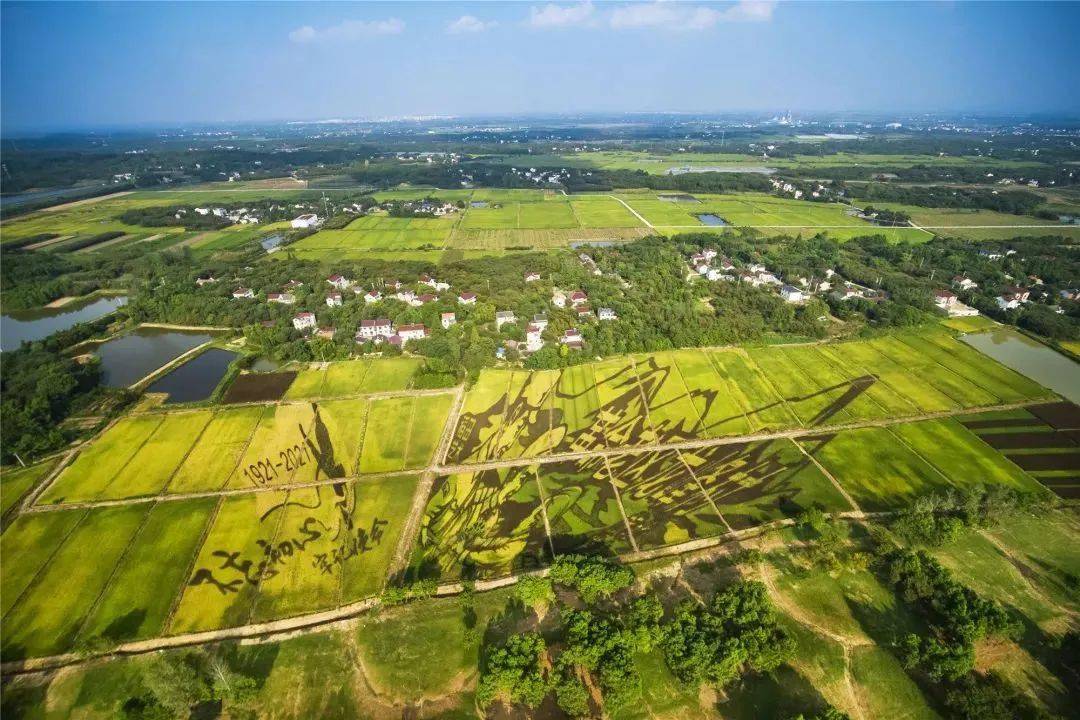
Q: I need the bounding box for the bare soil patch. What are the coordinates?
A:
[222,372,296,404]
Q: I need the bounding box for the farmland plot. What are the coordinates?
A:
[607,450,727,550]
[538,457,634,556]
[410,467,549,580]
[683,440,852,529]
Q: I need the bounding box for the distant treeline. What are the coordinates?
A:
[849,184,1045,215]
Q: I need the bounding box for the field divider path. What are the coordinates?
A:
[758,561,870,720]
[384,472,436,584]
[602,455,640,553]
[214,405,271,492]
[437,398,1051,477]
[743,353,802,428]
[531,470,558,559]
[434,385,467,466]
[245,490,292,624]
[162,495,225,634]
[0,508,91,625]
[18,448,79,516]
[675,449,735,535]
[791,437,864,516]
[607,195,654,229]
[23,469,424,513]
[384,383,468,582]
[626,356,660,444]
[159,412,217,495]
[23,399,1053,515]
[91,414,169,500]
[70,501,159,646]
[398,397,420,473]
[348,401,371,478]
[817,346,920,416]
[882,424,959,489]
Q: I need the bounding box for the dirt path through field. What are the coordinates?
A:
[759,562,871,720]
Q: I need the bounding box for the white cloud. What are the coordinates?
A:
[288,17,405,44]
[446,15,498,34]
[608,1,776,31]
[528,1,596,28]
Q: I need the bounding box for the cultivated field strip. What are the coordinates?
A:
[446,331,1055,466]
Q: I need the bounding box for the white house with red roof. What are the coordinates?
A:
[395,324,428,344]
[232,287,254,299]
[356,318,393,340]
[441,312,457,329]
[268,292,296,305]
[568,290,588,307]
[364,290,382,304]
[458,291,477,305]
[327,274,351,290]
[326,293,343,307]
[292,312,317,331]
[561,328,584,349]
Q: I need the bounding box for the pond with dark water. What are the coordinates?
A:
[697,214,728,226]
[1,295,128,352]
[95,328,216,387]
[146,348,238,403]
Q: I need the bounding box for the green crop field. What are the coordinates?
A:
[284,357,424,399]
[2,504,148,660]
[287,215,457,259]
[357,393,453,473]
[0,460,55,519]
[866,201,1080,241]
[447,331,1053,465]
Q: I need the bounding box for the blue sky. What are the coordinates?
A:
[2,1,1078,131]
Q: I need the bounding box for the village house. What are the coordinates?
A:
[524,271,542,283]
[364,290,382,304]
[781,285,805,303]
[458,292,477,305]
[702,249,718,262]
[232,287,254,299]
[419,274,450,291]
[576,306,594,321]
[291,214,319,229]
[996,287,1031,310]
[416,293,437,306]
[579,253,602,276]
[561,328,584,350]
[756,270,781,285]
[292,312,317,331]
[706,268,724,282]
[933,289,958,310]
[526,324,544,352]
[834,284,863,301]
[327,274,351,290]
[326,293,343,307]
[551,290,567,308]
[598,307,617,321]
[268,292,297,305]
[441,312,457,329]
[195,275,217,286]
[495,310,517,329]
[395,290,417,304]
[385,280,402,291]
[568,290,588,307]
[395,324,428,345]
[356,318,393,341]
[952,276,978,291]
[532,313,549,330]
